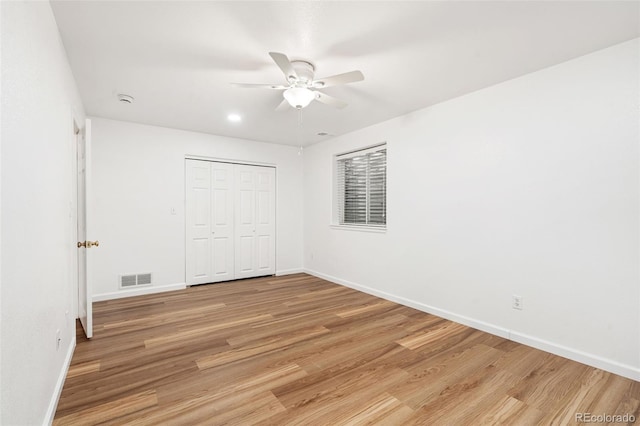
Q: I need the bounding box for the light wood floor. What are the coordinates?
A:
[55,274,638,425]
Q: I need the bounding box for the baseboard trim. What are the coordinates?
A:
[93,282,187,302]
[44,334,76,425]
[276,268,304,276]
[509,331,640,381]
[304,269,510,340]
[304,269,640,382]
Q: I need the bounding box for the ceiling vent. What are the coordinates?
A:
[117,94,134,104]
[119,273,152,289]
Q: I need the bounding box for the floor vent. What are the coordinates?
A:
[119,273,152,289]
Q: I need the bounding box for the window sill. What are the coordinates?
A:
[330,224,387,234]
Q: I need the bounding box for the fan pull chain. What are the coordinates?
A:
[297,108,303,155]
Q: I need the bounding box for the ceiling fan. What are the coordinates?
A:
[231,52,364,110]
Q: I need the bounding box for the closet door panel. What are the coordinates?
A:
[238,236,255,273]
[186,160,212,285]
[211,162,235,282]
[193,239,210,276]
[257,235,270,270]
[254,167,276,275]
[211,238,229,276]
[234,165,257,278]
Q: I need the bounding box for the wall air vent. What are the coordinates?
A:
[137,273,152,286]
[120,275,137,288]
[119,273,152,289]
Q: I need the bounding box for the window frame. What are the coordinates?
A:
[332,143,387,232]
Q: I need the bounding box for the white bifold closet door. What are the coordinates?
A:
[186,159,275,285]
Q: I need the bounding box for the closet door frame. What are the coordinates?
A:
[185,156,276,286]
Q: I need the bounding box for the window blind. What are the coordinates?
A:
[336,145,386,226]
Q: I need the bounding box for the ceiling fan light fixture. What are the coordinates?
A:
[232,52,360,111]
[283,87,315,109]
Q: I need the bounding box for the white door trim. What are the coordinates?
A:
[185,154,276,169]
[185,157,277,286]
[77,118,93,338]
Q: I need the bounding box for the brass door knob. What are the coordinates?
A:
[77,241,86,248]
[87,241,100,248]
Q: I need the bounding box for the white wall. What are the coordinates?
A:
[91,118,304,299]
[304,39,640,380]
[1,1,86,424]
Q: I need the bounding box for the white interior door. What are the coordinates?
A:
[234,165,276,279]
[254,167,276,276]
[234,165,257,279]
[77,118,93,339]
[211,162,235,282]
[186,160,275,284]
[186,159,213,285]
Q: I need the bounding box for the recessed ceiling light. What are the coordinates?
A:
[317,132,329,136]
[227,114,242,123]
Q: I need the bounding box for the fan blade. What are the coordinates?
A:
[269,52,298,82]
[313,70,364,88]
[275,98,290,111]
[314,91,348,109]
[231,83,287,89]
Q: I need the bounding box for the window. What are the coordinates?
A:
[335,144,387,227]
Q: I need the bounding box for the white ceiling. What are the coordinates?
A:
[51,1,639,147]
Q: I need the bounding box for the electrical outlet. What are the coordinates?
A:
[56,329,61,351]
[512,295,523,310]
